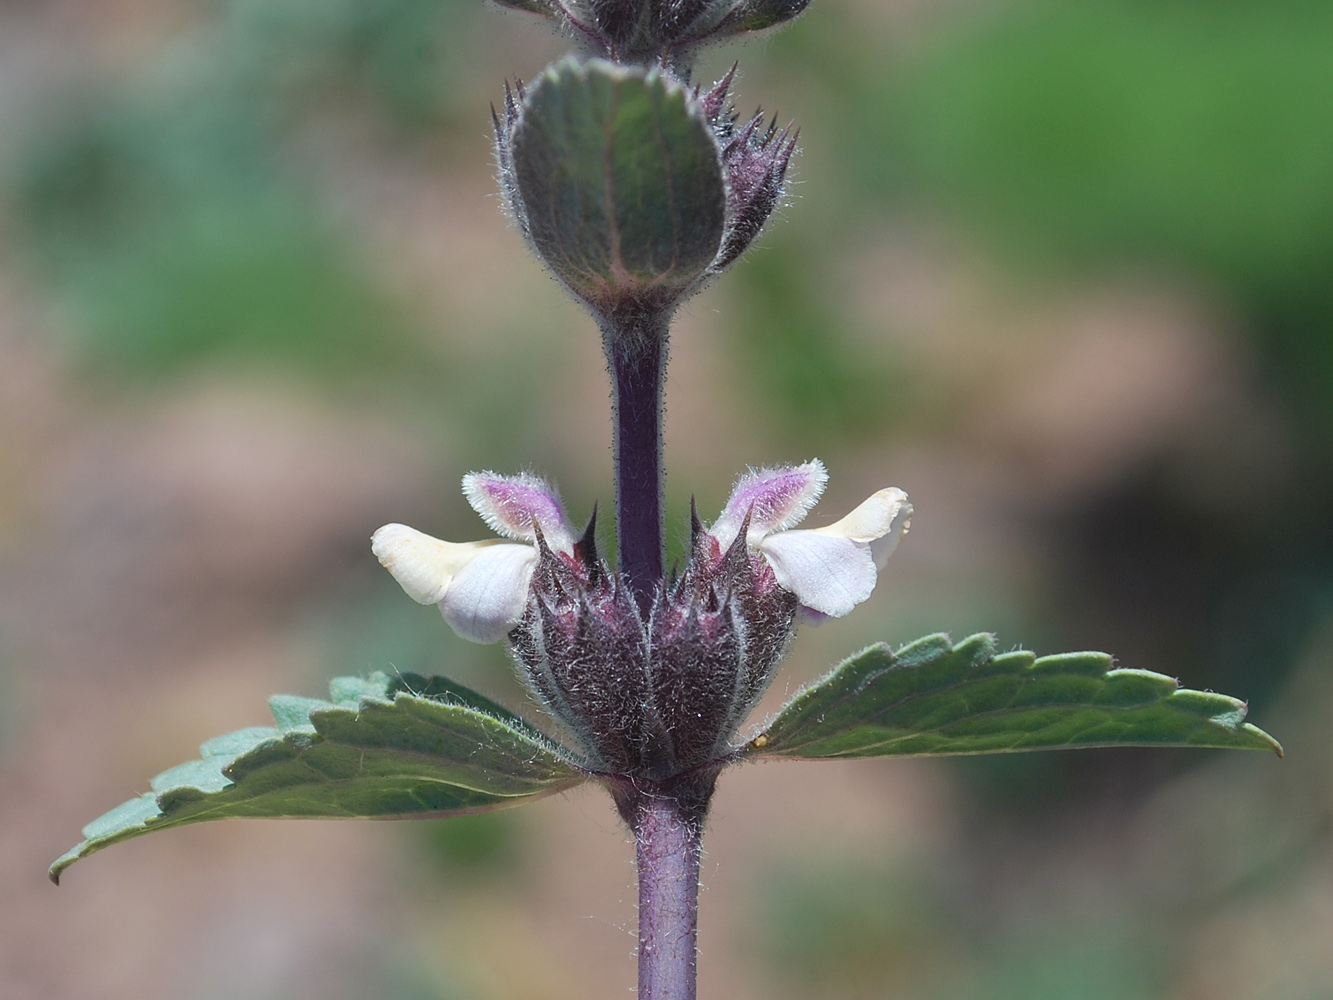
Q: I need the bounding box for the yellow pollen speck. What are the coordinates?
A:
[752,734,770,749]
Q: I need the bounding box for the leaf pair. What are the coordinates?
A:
[51,633,1280,882]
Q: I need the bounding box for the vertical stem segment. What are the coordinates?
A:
[603,307,670,609]
[632,793,703,1000]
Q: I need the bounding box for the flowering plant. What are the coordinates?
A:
[52,1,1281,998]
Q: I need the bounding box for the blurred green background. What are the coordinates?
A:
[1,0,1329,998]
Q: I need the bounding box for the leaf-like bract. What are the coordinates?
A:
[51,673,585,883]
[748,633,1283,760]
[510,58,726,306]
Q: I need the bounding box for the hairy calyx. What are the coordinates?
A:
[512,505,799,778]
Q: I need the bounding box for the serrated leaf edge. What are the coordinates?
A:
[51,673,586,884]
[746,633,1284,759]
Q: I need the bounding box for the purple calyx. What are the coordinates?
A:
[510,504,798,780]
[697,66,799,272]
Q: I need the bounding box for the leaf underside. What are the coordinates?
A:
[51,673,585,883]
[749,633,1283,760]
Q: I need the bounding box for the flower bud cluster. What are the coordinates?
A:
[491,0,810,65]
[493,60,796,327]
[698,65,798,271]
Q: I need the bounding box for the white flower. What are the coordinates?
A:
[372,472,577,644]
[707,460,911,619]
[373,462,910,640]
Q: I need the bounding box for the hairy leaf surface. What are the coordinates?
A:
[51,673,585,883]
[749,633,1282,759]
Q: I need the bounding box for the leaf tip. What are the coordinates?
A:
[48,845,83,885]
[1246,723,1284,757]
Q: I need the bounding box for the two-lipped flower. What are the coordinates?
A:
[372,460,910,643]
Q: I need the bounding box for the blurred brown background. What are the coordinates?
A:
[1,0,1330,997]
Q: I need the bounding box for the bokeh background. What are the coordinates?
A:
[2,0,1331,997]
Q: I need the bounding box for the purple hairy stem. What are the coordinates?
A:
[602,304,671,611]
[615,785,711,1000]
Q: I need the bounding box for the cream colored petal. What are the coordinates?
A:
[811,488,912,569]
[440,543,539,644]
[371,523,510,605]
[759,530,877,618]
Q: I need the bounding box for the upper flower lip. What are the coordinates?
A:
[461,470,579,552]
[709,459,827,549]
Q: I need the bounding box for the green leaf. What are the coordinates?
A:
[510,58,726,307]
[748,633,1283,760]
[51,672,585,883]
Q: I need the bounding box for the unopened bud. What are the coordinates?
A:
[697,67,798,272]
